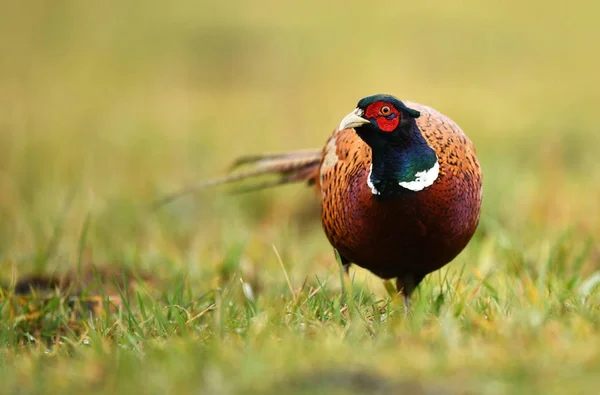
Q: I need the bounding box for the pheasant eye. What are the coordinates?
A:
[381,106,391,115]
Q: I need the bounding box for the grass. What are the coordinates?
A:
[1,0,600,393]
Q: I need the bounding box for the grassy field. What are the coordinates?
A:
[1,0,600,393]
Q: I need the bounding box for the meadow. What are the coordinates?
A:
[1,0,600,393]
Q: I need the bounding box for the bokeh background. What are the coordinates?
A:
[1,0,599,315]
[3,1,600,393]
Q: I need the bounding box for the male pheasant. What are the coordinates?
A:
[160,94,482,305]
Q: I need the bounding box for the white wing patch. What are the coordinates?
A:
[398,160,440,192]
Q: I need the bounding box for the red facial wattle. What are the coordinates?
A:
[375,113,399,132]
[364,101,401,132]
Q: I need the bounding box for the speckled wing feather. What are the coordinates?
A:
[407,102,482,190]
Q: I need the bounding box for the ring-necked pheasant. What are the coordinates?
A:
[159,94,482,306]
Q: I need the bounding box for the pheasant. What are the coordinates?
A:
[159,94,482,306]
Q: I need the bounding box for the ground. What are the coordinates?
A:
[1,0,600,394]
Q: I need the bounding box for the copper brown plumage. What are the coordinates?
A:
[159,94,482,306]
[318,100,481,303]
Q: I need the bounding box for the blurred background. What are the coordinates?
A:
[0,0,599,291]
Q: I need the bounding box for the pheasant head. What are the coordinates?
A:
[338,94,440,196]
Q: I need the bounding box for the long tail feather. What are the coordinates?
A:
[153,149,322,209]
[229,149,325,170]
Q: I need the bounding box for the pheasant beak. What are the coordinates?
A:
[338,108,370,131]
